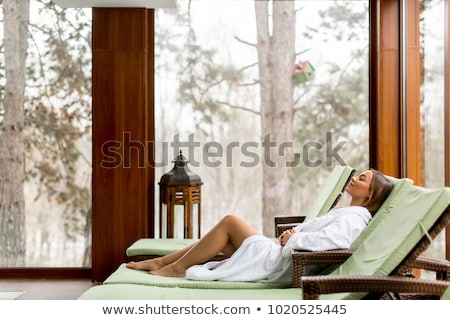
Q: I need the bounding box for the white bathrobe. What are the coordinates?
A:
[185,206,372,283]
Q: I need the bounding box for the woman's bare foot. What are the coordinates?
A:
[149,263,186,278]
[126,258,165,272]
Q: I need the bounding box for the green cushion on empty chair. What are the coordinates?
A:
[126,238,278,257]
[78,283,303,300]
[126,238,198,257]
[305,165,355,221]
[104,263,291,289]
[350,176,413,250]
[331,186,450,300]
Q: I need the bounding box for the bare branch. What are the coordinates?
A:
[295,6,305,14]
[237,80,259,87]
[234,36,257,47]
[294,48,311,59]
[199,78,227,99]
[334,46,368,89]
[199,62,258,97]
[215,100,260,115]
[239,61,259,72]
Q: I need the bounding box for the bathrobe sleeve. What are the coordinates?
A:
[281,207,371,258]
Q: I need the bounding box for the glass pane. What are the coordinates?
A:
[0,1,92,267]
[419,0,446,268]
[155,0,369,237]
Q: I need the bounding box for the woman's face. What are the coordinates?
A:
[346,170,373,203]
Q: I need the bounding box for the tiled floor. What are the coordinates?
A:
[0,278,97,300]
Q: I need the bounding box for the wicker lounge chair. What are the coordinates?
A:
[79,184,450,300]
[292,184,450,300]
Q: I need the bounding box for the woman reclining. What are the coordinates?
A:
[127,169,393,283]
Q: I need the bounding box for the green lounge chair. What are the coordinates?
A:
[293,184,450,299]
[88,175,412,290]
[78,184,450,299]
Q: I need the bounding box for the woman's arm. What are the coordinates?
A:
[281,212,367,257]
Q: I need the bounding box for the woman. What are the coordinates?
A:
[127,169,393,283]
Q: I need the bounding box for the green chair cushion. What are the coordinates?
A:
[126,238,199,257]
[126,238,277,257]
[104,263,291,289]
[78,283,356,300]
[441,285,450,300]
[78,283,302,300]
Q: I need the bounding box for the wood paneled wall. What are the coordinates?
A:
[92,8,155,282]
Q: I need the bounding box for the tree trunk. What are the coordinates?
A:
[255,0,295,236]
[0,0,29,267]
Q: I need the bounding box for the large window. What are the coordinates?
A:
[2,0,448,272]
[419,0,446,261]
[0,0,92,268]
[420,0,445,188]
[155,0,370,237]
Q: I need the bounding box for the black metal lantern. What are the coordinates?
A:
[159,151,202,238]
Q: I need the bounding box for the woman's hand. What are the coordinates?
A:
[278,228,296,246]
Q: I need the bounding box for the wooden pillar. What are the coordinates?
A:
[371,0,422,185]
[92,8,155,282]
[370,0,401,177]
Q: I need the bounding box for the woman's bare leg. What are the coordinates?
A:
[150,214,258,277]
[126,215,256,272]
[126,241,238,272]
[126,243,196,271]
